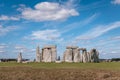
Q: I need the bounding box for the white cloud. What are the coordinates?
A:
[20,2,79,21]
[0,15,19,21]
[61,13,98,33]
[14,45,36,53]
[27,29,61,41]
[75,21,120,40]
[0,25,17,36]
[15,45,25,50]
[111,0,120,4]
[71,21,120,58]
[0,45,7,49]
[14,45,27,53]
[0,44,7,53]
[0,50,6,53]
[110,36,120,40]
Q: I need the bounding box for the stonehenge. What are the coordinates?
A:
[16,45,99,63]
[63,46,99,63]
[17,52,22,63]
[1,42,100,64]
[35,45,99,63]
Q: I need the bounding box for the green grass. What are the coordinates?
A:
[0,62,120,70]
[0,62,120,80]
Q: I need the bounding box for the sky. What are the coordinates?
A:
[0,0,120,60]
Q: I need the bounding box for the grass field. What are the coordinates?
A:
[0,62,120,80]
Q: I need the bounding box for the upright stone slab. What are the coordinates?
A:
[51,47,57,62]
[73,48,80,62]
[17,52,22,63]
[66,46,78,49]
[66,46,79,62]
[42,45,57,62]
[42,48,52,62]
[36,46,41,62]
[82,48,88,63]
[90,49,99,63]
[64,49,73,62]
[82,53,86,63]
[63,46,100,63]
[87,52,91,62]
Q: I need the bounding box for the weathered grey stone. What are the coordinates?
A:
[17,52,22,63]
[63,49,73,62]
[63,46,99,63]
[43,45,56,49]
[51,48,57,62]
[90,49,99,63]
[42,48,52,62]
[36,46,41,62]
[64,46,79,62]
[87,52,91,62]
[80,53,83,62]
[73,48,80,62]
[82,48,88,63]
[42,45,57,62]
[66,46,79,49]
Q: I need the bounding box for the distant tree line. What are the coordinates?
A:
[0,58,29,62]
[111,58,120,62]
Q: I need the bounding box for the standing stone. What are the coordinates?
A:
[42,45,57,62]
[82,48,88,63]
[64,49,73,62]
[51,47,57,62]
[73,48,80,62]
[67,46,79,62]
[90,49,99,63]
[17,52,22,63]
[36,46,41,62]
[87,52,91,62]
[42,48,52,62]
[63,46,99,63]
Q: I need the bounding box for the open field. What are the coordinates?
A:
[0,62,120,80]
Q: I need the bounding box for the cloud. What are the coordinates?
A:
[0,50,6,53]
[111,0,120,4]
[61,13,98,33]
[15,45,25,50]
[0,25,18,36]
[0,15,19,21]
[75,21,120,40]
[110,36,120,40]
[25,29,61,41]
[14,45,27,53]
[0,44,8,49]
[20,2,79,21]
[14,45,36,53]
[0,44,7,53]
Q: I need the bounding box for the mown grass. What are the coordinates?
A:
[0,62,120,80]
[0,62,120,70]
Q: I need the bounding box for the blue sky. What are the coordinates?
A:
[0,0,120,60]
